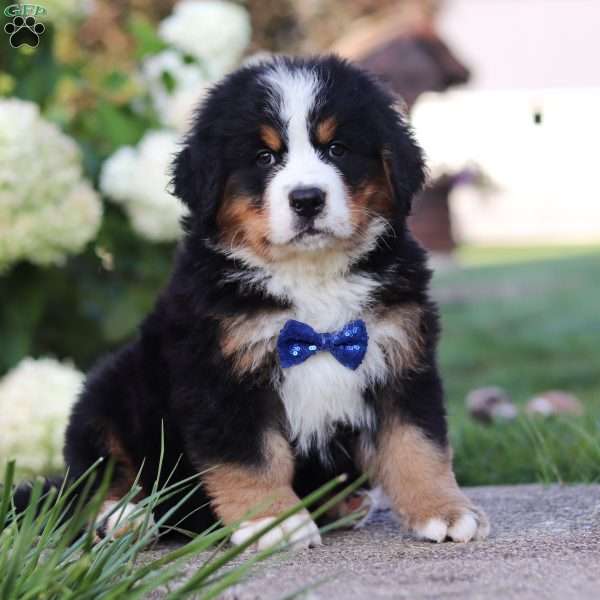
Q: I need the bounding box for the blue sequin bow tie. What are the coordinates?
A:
[277,319,368,370]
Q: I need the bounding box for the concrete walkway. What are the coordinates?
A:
[152,485,600,599]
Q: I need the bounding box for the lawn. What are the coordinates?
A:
[435,247,600,485]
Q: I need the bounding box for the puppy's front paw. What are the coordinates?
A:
[230,510,322,551]
[413,504,489,543]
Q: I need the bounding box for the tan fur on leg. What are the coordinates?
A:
[202,431,300,523]
[365,419,489,542]
[93,429,149,543]
[202,431,321,550]
[105,431,143,500]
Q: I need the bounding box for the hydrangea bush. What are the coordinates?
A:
[158,0,252,80]
[141,49,209,132]
[0,357,83,476]
[100,129,185,241]
[0,98,102,272]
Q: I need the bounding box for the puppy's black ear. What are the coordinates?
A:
[381,111,427,218]
[171,132,223,233]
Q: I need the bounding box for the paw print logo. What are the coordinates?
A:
[4,16,45,48]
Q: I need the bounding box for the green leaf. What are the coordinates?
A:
[128,15,168,60]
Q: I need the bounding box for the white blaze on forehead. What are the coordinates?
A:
[261,64,352,246]
[263,65,320,151]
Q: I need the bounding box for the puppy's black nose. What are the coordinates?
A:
[289,187,325,219]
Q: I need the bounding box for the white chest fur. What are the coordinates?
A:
[222,248,422,457]
[266,263,388,455]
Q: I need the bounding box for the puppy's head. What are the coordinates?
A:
[172,56,425,263]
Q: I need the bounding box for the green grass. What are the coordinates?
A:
[0,459,363,600]
[457,244,600,266]
[435,247,600,485]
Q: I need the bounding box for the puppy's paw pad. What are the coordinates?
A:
[330,489,378,527]
[414,506,489,543]
[231,511,322,551]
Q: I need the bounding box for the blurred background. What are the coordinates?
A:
[1,0,598,483]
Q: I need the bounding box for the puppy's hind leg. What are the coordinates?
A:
[65,410,150,541]
[93,427,160,542]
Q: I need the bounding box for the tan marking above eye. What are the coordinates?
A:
[259,125,282,152]
[316,116,337,145]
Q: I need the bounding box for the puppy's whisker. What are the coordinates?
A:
[228,228,246,254]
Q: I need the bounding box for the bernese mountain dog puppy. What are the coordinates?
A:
[61,56,489,549]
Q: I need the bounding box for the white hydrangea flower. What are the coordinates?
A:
[0,98,102,272]
[142,49,209,132]
[162,85,208,133]
[158,0,251,80]
[100,130,186,242]
[0,357,84,477]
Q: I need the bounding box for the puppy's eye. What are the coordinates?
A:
[256,150,276,167]
[328,142,347,158]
